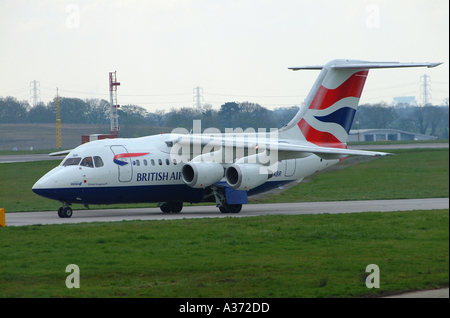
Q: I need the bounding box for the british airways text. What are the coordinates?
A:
[136,172,182,182]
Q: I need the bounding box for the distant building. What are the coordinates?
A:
[392,96,418,107]
[348,129,438,142]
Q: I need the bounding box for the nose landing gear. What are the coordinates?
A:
[57,203,73,218]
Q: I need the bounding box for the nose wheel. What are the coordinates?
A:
[57,205,73,218]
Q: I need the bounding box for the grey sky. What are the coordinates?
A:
[1,0,448,112]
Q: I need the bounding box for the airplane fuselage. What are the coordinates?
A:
[32,134,337,206]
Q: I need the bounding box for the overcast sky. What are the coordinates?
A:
[1,0,448,113]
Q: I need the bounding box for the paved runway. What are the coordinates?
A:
[349,143,449,150]
[5,198,449,227]
[0,154,62,163]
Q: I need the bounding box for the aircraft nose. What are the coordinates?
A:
[32,180,42,190]
[32,178,49,197]
[31,168,61,198]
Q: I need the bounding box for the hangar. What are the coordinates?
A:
[348,129,438,142]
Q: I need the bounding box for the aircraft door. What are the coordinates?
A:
[110,146,133,182]
[284,159,296,177]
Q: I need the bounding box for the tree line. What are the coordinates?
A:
[0,96,448,139]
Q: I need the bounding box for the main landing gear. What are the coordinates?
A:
[219,203,242,213]
[159,202,183,213]
[57,203,73,218]
[209,186,243,214]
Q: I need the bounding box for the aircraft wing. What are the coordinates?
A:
[49,149,73,156]
[171,134,391,161]
[274,143,391,158]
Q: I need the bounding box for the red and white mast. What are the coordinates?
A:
[109,71,120,136]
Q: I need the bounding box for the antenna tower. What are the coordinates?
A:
[420,74,431,106]
[30,80,40,106]
[193,86,203,110]
[109,71,121,136]
[56,88,62,149]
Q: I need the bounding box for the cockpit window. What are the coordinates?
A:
[80,157,94,168]
[93,156,104,167]
[63,157,81,166]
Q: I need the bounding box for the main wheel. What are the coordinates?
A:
[219,204,242,213]
[219,206,229,213]
[160,203,171,213]
[171,202,183,213]
[57,207,64,218]
[230,204,242,213]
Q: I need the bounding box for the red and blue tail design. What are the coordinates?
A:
[298,68,368,146]
[280,59,370,147]
[280,59,441,146]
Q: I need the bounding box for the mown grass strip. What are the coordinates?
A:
[259,148,449,203]
[0,210,448,297]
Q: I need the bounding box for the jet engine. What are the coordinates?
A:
[225,164,273,191]
[181,162,224,188]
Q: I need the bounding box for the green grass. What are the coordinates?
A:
[259,148,449,203]
[0,210,448,298]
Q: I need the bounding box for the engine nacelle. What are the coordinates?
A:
[181,162,224,188]
[225,164,272,191]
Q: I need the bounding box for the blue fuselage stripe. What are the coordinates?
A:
[32,180,294,205]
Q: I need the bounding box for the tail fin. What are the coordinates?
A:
[279,59,442,146]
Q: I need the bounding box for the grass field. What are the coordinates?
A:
[259,148,449,203]
[0,210,448,298]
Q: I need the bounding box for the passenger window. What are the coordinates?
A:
[136,160,140,166]
[151,159,155,166]
[144,159,148,166]
[173,159,177,165]
[158,159,162,166]
[166,158,170,165]
[80,157,94,168]
[93,156,104,168]
[63,157,81,166]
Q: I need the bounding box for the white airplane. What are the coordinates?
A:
[32,59,441,218]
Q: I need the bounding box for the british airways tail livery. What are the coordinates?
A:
[32,59,442,218]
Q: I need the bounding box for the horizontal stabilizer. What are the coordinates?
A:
[289,61,442,71]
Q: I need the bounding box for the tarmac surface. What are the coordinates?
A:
[5,198,449,226]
